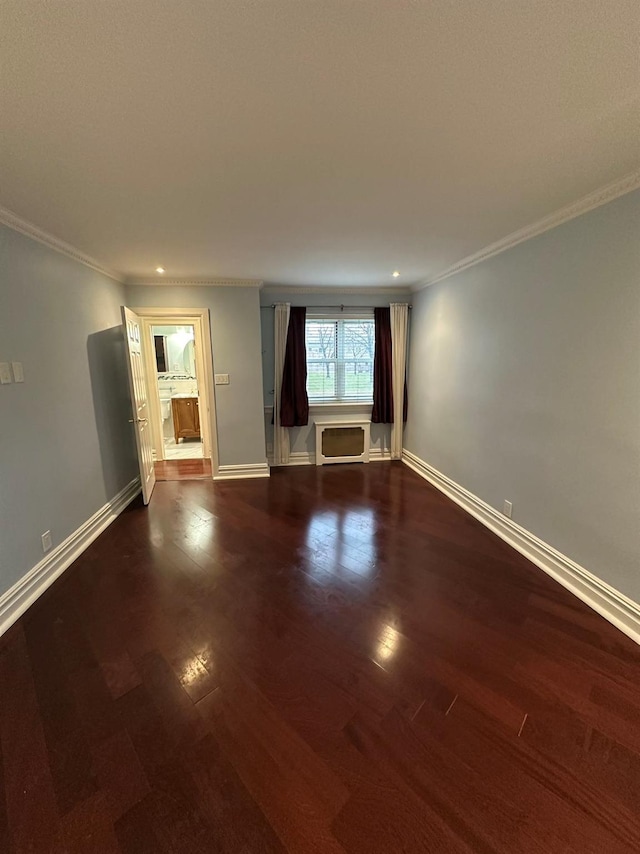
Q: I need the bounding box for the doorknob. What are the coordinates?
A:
[128,418,148,424]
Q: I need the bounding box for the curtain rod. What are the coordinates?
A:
[261,304,412,310]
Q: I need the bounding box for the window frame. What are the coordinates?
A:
[305,312,375,404]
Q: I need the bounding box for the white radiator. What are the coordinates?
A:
[314,420,371,465]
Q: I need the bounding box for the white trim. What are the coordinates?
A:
[370,448,392,462]
[261,285,412,296]
[268,447,391,466]
[0,205,124,283]
[138,315,212,464]
[412,170,640,291]
[131,306,213,317]
[5,172,636,297]
[315,420,371,466]
[126,277,263,288]
[0,478,141,638]
[402,450,640,646]
[306,306,374,320]
[131,307,219,478]
[309,402,373,414]
[267,451,314,467]
[264,403,373,415]
[214,462,270,480]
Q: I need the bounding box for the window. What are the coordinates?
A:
[306,316,374,402]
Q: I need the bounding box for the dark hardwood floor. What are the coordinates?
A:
[155,459,212,481]
[2,462,640,852]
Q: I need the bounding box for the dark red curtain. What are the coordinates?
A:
[371,307,393,423]
[280,306,309,427]
[371,306,408,424]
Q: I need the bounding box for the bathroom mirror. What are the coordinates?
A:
[183,339,196,376]
[151,325,196,377]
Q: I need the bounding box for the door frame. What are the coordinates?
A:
[133,307,219,478]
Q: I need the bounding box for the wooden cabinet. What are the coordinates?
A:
[171,396,200,443]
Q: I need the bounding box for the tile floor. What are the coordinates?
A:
[163,437,204,460]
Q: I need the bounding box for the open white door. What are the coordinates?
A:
[122,307,156,504]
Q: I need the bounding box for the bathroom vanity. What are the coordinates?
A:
[171,395,200,443]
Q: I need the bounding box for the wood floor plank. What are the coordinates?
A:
[196,668,349,851]
[58,791,121,854]
[413,694,640,853]
[332,769,474,854]
[2,463,640,851]
[0,736,9,854]
[22,612,98,817]
[376,707,547,854]
[183,733,287,853]
[0,627,60,852]
[115,684,215,851]
[155,459,212,481]
[114,795,166,854]
[91,729,150,823]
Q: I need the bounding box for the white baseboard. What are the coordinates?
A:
[269,448,391,467]
[0,477,141,638]
[370,448,392,462]
[402,449,640,646]
[289,451,315,466]
[267,451,314,467]
[214,462,270,480]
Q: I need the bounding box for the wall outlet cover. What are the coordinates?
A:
[41,530,53,552]
[503,500,513,518]
[11,361,24,382]
[215,373,230,385]
[0,362,12,384]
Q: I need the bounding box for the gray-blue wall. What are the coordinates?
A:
[404,190,640,601]
[0,226,138,597]
[125,285,266,468]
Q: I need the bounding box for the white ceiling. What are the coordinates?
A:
[2,1,639,287]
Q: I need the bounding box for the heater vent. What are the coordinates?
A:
[314,421,371,465]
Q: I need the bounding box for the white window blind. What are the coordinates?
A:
[305,312,375,402]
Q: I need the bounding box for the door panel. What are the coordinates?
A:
[122,307,156,504]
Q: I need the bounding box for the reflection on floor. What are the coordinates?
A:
[155,458,212,481]
[164,437,204,460]
[4,463,640,850]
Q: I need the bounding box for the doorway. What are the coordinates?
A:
[126,307,219,487]
[150,324,203,460]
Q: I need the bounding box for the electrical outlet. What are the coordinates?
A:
[503,500,513,519]
[41,530,53,552]
[11,361,24,382]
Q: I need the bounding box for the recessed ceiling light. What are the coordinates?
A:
[392,271,400,278]
[155,266,165,274]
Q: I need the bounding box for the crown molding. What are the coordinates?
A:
[413,169,640,292]
[262,284,412,296]
[0,205,124,283]
[125,277,263,288]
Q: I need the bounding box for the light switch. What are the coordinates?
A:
[0,363,12,384]
[215,373,230,385]
[11,362,24,383]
